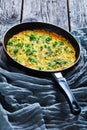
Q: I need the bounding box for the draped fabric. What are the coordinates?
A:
[0,28,87,130]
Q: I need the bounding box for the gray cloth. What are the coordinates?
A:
[0,28,87,130]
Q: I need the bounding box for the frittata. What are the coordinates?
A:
[6,29,76,71]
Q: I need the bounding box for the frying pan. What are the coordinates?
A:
[2,22,81,115]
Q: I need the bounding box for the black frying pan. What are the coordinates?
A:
[2,22,81,115]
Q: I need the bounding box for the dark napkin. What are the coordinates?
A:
[0,28,87,130]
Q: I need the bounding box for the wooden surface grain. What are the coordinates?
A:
[0,0,87,38]
[0,0,22,39]
[23,0,69,30]
[69,0,87,31]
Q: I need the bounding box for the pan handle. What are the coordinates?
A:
[52,72,81,115]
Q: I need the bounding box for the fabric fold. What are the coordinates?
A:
[0,28,87,129]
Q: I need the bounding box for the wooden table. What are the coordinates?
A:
[0,0,87,40]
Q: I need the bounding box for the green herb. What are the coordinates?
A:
[69,50,74,53]
[59,41,64,45]
[28,57,37,63]
[64,46,68,51]
[26,48,31,53]
[16,43,23,47]
[15,58,18,61]
[53,59,67,65]
[47,45,51,50]
[45,51,52,56]
[53,42,59,47]
[45,37,52,42]
[25,43,30,47]
[44,44,51,50]
[61,60,67,64]
[39,67,44,70]
[57,47,62,53]
[44,44,47,48]
[26,48,36,55]
[8,41,13,46]
[64,46,73,53]
[53,59,61,65]
[22,49,25,52]
[53,41,64,47]
[48,62,55,68]
[55,50,59,53]
[36,40,39,44]
[13,48,18,54]
[17,38,21,41]
[30,34,36,41]
[40,46,43,51]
